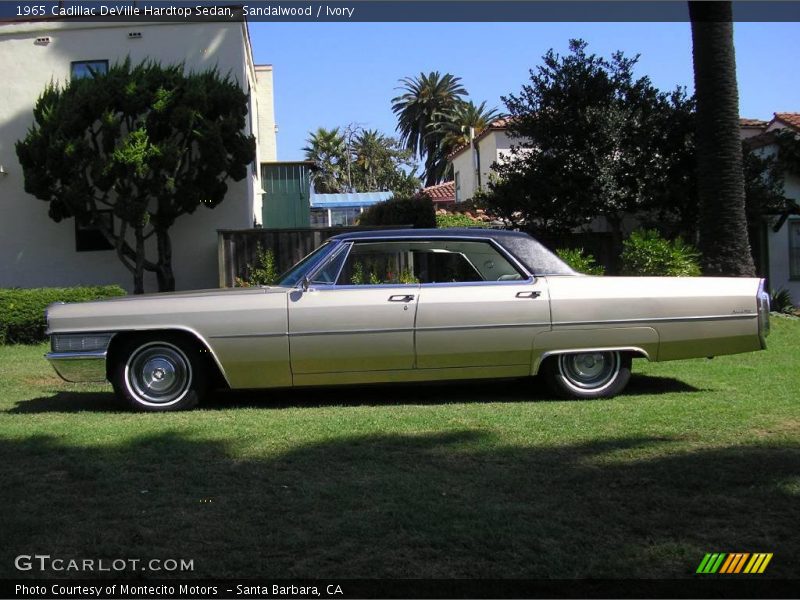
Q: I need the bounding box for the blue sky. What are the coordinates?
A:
[248,21,800,162]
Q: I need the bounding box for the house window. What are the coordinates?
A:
[71,60,108,79]
[454,172,461,202]
[790,221,800,280]
[310,208,329,227]
[75,211,114,252]
[329,207,361,227]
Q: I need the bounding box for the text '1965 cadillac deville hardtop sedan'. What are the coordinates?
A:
[45,229,770,411]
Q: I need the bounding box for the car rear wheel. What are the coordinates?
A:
[112,335,207,411]
[542,351,631,399]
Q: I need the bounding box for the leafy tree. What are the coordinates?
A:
[16,59,255,293]
[351,129,418,192]
[383,166,423,197]
[689,1,755,276]
[303,127,348,193]
[391,71,468,186]
[484,40,695,243]
[743,139,786,232]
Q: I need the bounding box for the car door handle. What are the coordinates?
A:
[516,291,542,299]
[388,294,415,302]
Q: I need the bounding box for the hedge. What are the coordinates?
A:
[358,194,436,228]
[620,229,701,277]
[0,285,126,344]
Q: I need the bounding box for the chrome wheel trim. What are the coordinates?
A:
[557,351,620,394]
[124,342,192,407]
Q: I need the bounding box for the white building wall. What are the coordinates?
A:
[451,149,476,203]
[450,130,527,201]
[254,65,277,162]
[767,172,800,304]
[0,20,273,292]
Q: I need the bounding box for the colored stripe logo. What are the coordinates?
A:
[696,553,773,574]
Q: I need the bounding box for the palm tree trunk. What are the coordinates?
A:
[689,1,755,276]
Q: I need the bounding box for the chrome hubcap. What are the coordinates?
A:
[558,351,620,392]
[126,343,191,405]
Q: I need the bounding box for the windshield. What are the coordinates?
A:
[275,242,334,287]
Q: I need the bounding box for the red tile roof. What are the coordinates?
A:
[745,112,800,149]
[421,181,455,203]
[740,118,768,128]
[773,113,800,131]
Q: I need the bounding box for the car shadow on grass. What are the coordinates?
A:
[8,374,701,413]
[0,431,797,581]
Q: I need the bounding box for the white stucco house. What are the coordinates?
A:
[0,19,277,292]
[741,113,800,303]
[448,118,519,203]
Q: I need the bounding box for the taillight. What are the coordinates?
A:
[757,279,770,348]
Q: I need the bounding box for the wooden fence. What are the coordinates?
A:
[217,226,411,287]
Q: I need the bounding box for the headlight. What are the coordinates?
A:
[757,279,770,348]
[51,334,114,353]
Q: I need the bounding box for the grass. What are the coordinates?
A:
[0,318,798,580]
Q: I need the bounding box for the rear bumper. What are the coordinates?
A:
[46,352,108,383]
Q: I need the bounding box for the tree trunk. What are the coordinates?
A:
[133,225,145,294]
[155,227,176,292]
[606,213,624,274]
[689,1,755,276]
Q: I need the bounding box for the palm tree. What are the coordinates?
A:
[427,100,503,181]
[391,71,468,186]
[432,100,503,152]
[303,127,347,193]
[688,1,755,276]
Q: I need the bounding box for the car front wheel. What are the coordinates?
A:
[112,336,207,411]
[542,350,631,399]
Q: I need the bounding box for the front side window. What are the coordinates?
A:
[71,60,108,79]
[310,244,349,284]
[337,240,524,285]
[275,242,332,286]
[790,221,800,280]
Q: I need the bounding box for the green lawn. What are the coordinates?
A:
[0,318,798,579]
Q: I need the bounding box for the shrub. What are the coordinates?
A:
[621,229,702,276]
[358,194,435,228]
[555,248,605,275]
[435,213,489,228]
[236,244,278,287]
[770,288,795,314]
[0,285,126,344]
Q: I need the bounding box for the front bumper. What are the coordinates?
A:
[46,351,108,383]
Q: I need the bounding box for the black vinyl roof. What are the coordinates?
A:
[330,228,531,242]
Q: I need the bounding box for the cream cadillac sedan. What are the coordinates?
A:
[45,229,770,411]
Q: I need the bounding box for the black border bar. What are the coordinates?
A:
[3,1,800,23]
[4,578,800,599]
